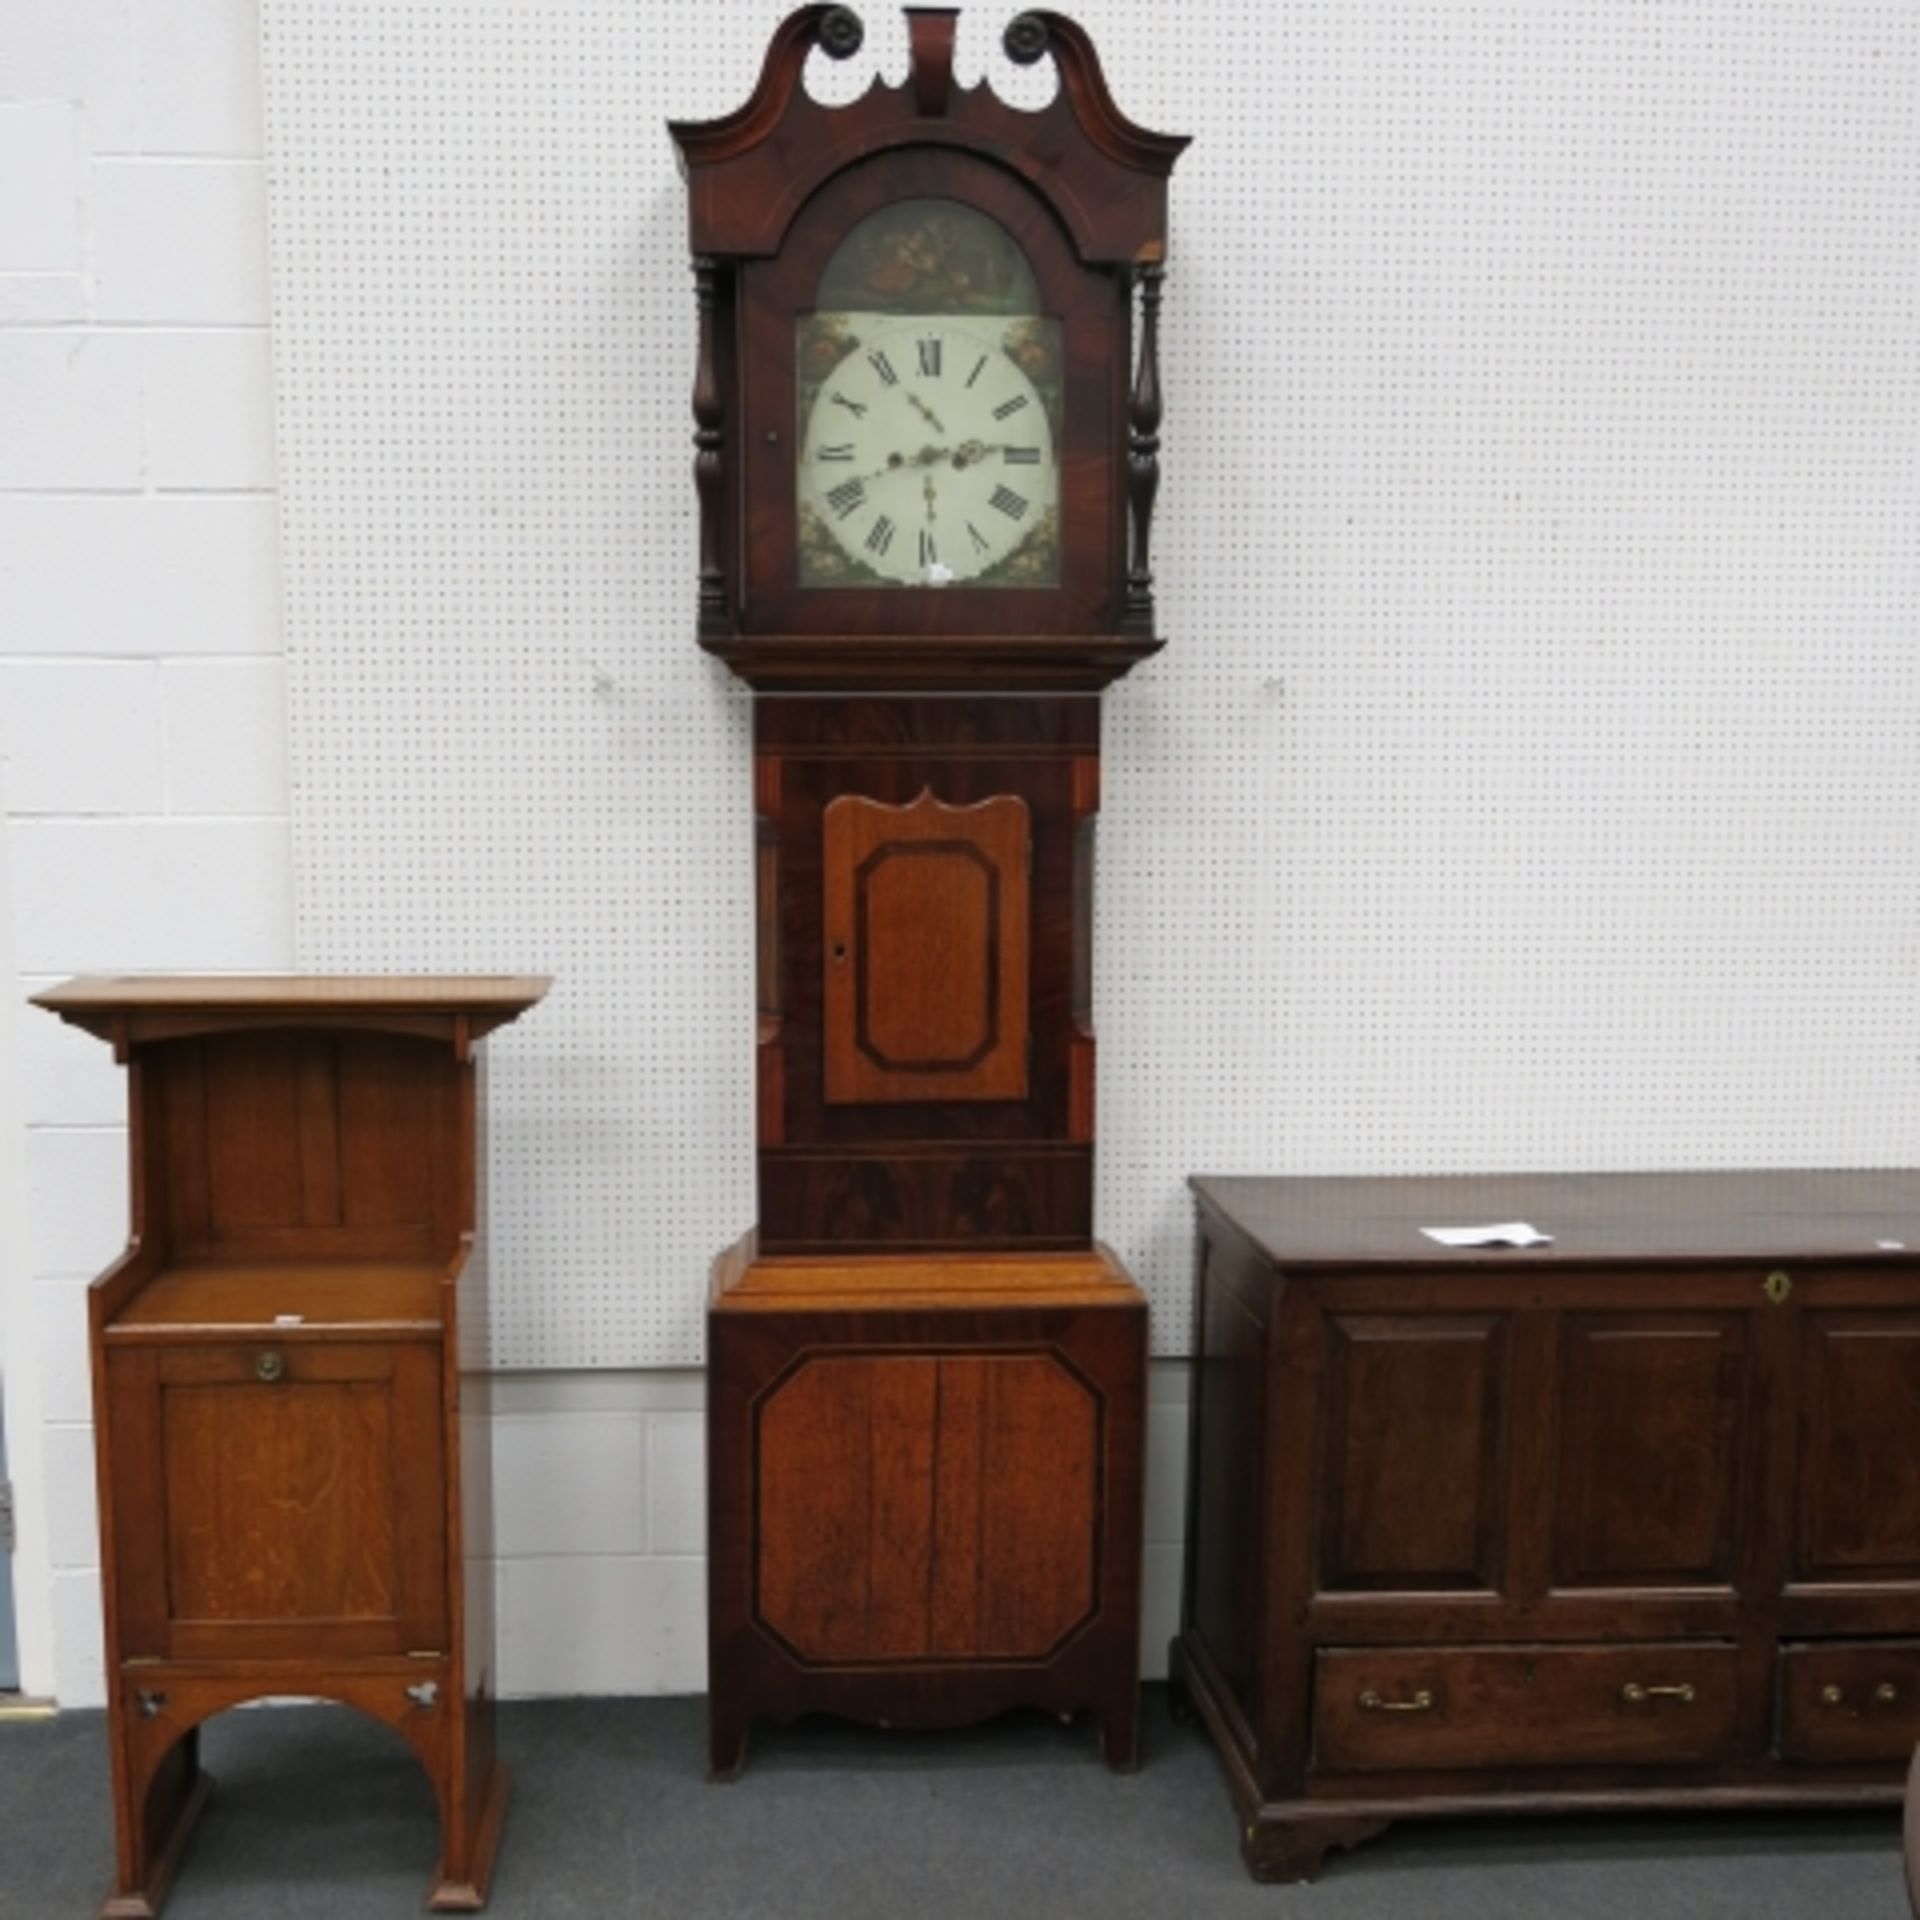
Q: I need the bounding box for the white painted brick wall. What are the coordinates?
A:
[0,5,139,152]
[136,0,265,156]
[0,331,147,487]
[144,329,277,488]
[0,0,292,1709]
[0,103,84,271]
[0,495,285,654]
[0,272,86,325]
[161,658,288,812]
[22,1127,129,1278]
[27,1275,92,1426]
[0,662,165,814]
[0,0,1193,1712]
[13,975,125,1125]
[8,819,294,971]
[90,160,269,324]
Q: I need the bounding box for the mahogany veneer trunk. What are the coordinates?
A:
[34,974,547,1918]
[706,696,1147,1771]
[1172,1169,1920,1881]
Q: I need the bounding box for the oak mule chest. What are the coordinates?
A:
[1174,1169,1920,1881]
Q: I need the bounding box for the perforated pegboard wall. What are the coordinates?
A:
[265,3,1919,1368]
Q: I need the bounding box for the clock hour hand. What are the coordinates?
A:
[905,391,948,436]
[846,444,949,485]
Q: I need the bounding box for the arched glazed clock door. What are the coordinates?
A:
[744,152,1120,633]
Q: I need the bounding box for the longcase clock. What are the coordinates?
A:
[671,4,1187,1774]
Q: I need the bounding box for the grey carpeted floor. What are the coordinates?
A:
[0,1690,1903,1918]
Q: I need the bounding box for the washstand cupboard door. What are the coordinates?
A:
[104,1341,447,1662]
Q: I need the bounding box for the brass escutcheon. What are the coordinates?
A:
[1763,1269,1793,1305]
[255,1349,286,1383]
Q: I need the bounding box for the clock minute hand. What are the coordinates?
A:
[832,433,1009,491]
[847,445,948,486]
[950,437,1012,471]
[953,438,1046,470]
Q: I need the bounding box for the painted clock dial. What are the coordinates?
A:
[797,316,1059,587]
[794,197,1063,590]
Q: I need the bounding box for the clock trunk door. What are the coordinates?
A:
[823,790,1031,1106]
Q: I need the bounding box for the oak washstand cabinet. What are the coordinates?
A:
[34,974,548,1918]
[1173,1170,1920,1880]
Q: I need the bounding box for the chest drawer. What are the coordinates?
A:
[1779,1642,1920,1763]
[1313,1643,1741,1774]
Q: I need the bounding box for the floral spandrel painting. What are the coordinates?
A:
[816,197,1043,316]
[796,200,1062,590]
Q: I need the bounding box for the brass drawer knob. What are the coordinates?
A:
[1621,1681,1696,1705]
[1876,1681,1899,1705]
[406,1680,439,1711]
[254,1349,286,1383]
[1822,1683,1845,1706]
[1358,1687,1434,1714]
[1763,1269,1793,1305]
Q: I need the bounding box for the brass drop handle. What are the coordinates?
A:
[254,1349,286,1383]
[1358,1687,1434,1714]
[1621,1682,1696,1705]
[1876,1682,1900,1704]
[1822,1683,1845,1705]
[136,1690,167,1719]
[406,1680,439,1711]
[1763,1269,1793,1305]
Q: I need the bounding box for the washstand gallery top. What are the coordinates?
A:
[668,4,1190,691]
